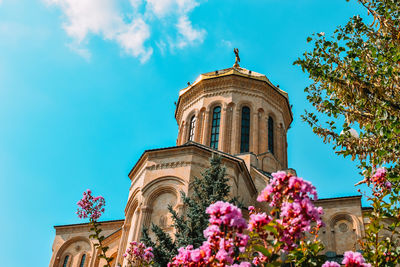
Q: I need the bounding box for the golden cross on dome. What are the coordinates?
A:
[233,48,240,67]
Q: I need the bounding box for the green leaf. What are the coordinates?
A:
[254,245,271,257]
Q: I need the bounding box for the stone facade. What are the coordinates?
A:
[49,64,373,267]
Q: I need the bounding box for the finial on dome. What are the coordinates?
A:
[233,48,240,68]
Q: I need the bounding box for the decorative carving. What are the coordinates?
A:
[146,161,207,171]
[159,215,167,228]
[339,223,349,232]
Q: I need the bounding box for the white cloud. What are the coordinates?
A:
[221,39,233,48]
[116,18,153,62]
[175,15,205,48]
[146,0,198,17]
[156,40,167,56]
[67,43,91,61]
[45,0,205,62]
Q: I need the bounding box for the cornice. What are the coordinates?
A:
[145,160,207,171]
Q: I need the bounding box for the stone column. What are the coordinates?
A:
[218,104,227,152]
[194,110,201,143]
[134,206,152,241]
[141,206,153,228]
[130,208,141,242]
[181,122,188,145]
[252,112,259,154]
[277,124,283,164]
[230,106,240,154]
[202,110,210,146]
[122,208,141,267]
[283,128,288,168]
[198,110,204,143]
[115,223,129,265]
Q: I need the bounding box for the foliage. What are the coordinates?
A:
[141,224,177,267]
[359,168,400,266]
[295,1,400,266]
[141,154,233,266]
[294,0,400,179]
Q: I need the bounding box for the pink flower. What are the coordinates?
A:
[76,189,105,221]
[171,201,249,266]
[229,262,252,267]
[255,171,324,251]
[257,171,318,206]
[248,212,272,231]
[206,201,247,231]
[342,251,371,267]
[169,244,210,266]
[124,240,154,265]
[371,167,391,191]
[252,252,268,265]
[216,248,233,264]
[322,261,340,267]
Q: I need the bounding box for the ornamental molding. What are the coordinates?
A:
[181,89,284,121]
[145,160,207,171]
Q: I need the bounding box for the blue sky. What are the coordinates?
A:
[0,0,370,266]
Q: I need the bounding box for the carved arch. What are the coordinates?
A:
[328,212,361,254]
[53,236,93,267]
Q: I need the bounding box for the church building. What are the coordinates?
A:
[49,58,370,267]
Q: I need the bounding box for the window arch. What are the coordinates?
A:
[79,254,86,267]
[210,106,221,149]
[268,116,274,154]
[62,255,69,267]
[188,115,196,141]
[240,106,251,153]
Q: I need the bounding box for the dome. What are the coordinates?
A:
[178,66,289,100]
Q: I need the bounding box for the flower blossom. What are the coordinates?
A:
[248,212,272,232]
[342,251,371,267]
[76,189,105,221]
[255,171,324,251]
[371,167,391,190]
[257,171,318,207]
[229,262,252,267]
[322,261,340,267]
[124,241,153,266]
[170,201,249,266]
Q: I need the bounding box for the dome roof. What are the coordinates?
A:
[178,66,288,99]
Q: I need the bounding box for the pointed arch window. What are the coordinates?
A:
[62,255,69,267]
[79,254,86,267]
[210,106,221,149]
[240,106,251,153]
[268,116,274,154]
[188,115,196,141]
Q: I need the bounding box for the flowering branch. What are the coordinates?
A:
[77,189,113,267]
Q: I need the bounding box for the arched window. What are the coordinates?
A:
[79,254,86,267]
[188,115,196,141]
[240,106,251,153]
[62,255,69,267]
[268,116,274,154]
[210,106,221,149]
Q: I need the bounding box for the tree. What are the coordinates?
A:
[294,0,400,181]
[141,153,234,266]
[295,0,400,266]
